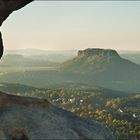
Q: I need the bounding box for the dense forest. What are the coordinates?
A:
[2,83,139,140]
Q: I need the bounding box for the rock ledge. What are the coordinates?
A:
[0,92,114,139]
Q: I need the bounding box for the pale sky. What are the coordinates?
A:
[1,1,140,51]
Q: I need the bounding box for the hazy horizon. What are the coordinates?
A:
[5,48,140,52]
[1,1,140,51]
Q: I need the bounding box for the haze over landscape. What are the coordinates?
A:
[0,1,140,139]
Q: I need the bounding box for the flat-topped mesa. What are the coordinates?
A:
[78,48,120,58]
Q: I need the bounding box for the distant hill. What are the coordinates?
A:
[60,48,139,73]
[1,48,140,92]
[120,51,140,65]
[0,82,130,109]
[59,48,140,92]
[0,82,128,98]
[0,82,38,94]
[0,54,57,67]
[5,49,76,63]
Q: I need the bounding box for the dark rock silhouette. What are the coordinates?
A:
[0,32,3,58]
[0,0,33,58]
[0,0,115,139]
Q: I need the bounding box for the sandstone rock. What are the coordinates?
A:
[78,48,120,58]
[0,92,114,139]
[0,0,33,26]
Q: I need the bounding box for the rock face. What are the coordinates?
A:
[0,92,114,139]
[0,0,33,58]
[78,48,120,58]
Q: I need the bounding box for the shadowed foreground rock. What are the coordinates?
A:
[0,92,114,139]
